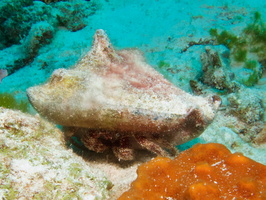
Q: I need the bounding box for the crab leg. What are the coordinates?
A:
[112,136,134,161]
[81,132,109,153]
[134,135,170,157]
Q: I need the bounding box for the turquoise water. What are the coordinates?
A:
[0,0,266,164]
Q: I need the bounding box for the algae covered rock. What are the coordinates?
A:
[200,46,236,91]
[0,0,99,74]
[225,88,265,143]
[54,0,98,31]
[228,88,264,124]
[0,107,110,199]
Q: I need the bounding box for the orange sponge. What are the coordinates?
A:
[118,143,266,200]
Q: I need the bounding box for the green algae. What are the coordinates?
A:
[210,29,239,50]
[158,60,171,69]
[0,92,29,112]
[241,60,262,86]
[68,163,83,179]
[209,28,247,62]
[233,49,247,62]
[209,11,266,64]
[209,12,266,87]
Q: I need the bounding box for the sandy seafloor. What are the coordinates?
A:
[1,0,266,199]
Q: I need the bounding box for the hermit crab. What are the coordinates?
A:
[27,29,220,160]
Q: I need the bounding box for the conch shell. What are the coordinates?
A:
[27,29,220,160]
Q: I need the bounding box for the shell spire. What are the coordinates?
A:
[89,29,121,64]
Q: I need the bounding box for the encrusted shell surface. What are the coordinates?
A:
[27,29,220,145]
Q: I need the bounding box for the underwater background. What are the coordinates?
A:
[1,0,266,199]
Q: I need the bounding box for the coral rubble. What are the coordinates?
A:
[118,143,266,200]
[27,29,221,160]
[0,107,110,199]
[228,89,264,124]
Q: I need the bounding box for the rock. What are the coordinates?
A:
[0,107,110,199]
[0,0,98,74]
[227,88,264,142]
[227,88,264,124]
[54,0,98,31]
[23,21,54,58]
[200,46,237,92]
